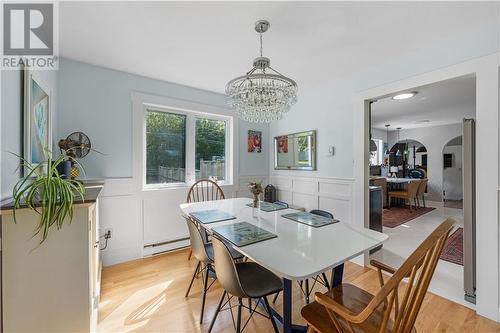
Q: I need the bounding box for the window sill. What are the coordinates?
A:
[143,181,234,192]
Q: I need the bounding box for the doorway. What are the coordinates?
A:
[367,75,476,307]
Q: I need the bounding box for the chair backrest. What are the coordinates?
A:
[212,236,247,298]
[417,179,428,196]
[407,180,421,198]
[185,217,211,264]
[371,178,387,190]
[310,209,334,219]
[317,219,454,333]
[274,201,289,208]
[186,179,225,203]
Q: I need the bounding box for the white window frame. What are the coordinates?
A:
[132,92,235,191]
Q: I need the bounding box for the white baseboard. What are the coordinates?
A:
[426,200,444,208]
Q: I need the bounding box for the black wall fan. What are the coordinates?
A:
[58,132,91,158]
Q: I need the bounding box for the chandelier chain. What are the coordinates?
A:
[259,32,263,57]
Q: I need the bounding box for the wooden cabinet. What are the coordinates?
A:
[1,200,101,332]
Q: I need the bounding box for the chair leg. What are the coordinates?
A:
[305,279,310,304]
[200,264,210,324]
[322,272,330,290]
[185,261,201,297]
[263,296,279,333]
[208,291,226,333]
[423,196,426,208]
[272,291,280,304]
[188,249,192,260]
[248,299,252,313]
[236,298,243,333]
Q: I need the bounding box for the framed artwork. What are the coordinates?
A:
[277,135,288,153]
[247,130,262,153]
[24,69,52,172]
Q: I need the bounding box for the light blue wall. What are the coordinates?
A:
[1,69,57,200]
[57,58,269,179]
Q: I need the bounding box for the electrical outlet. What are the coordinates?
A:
[104,228,112,239]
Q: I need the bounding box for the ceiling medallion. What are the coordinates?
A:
[226,20,298,123]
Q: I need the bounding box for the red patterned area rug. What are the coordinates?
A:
[440,227,463,266]
[383,206,435,228]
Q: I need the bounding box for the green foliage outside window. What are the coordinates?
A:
[195,118,226,169]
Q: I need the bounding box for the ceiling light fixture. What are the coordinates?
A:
[392,92,417,100]
[226,20,298,123]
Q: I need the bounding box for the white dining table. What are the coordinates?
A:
[180,197,388,333]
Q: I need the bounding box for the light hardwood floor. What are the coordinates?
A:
[98,249,500,333]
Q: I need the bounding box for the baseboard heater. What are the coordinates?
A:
[144,237,190,248]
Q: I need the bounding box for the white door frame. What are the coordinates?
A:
[353,53,499,321]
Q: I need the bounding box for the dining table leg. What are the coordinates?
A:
[266,268,345,333]
[330,263,344,288]
[283,278,292,333]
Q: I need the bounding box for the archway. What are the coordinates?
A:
[389,139,427,178]
[442,136,463,209]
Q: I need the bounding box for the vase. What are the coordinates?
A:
[253,194,260,208]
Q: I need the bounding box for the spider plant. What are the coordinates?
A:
[12,151,86,244]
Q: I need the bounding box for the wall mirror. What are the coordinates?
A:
[274,130,316,170]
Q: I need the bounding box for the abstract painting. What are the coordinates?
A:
[24,70,51,171]
[247,130,262,153]
[277,135,288,153]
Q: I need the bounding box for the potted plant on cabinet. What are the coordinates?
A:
[12,151,86,244]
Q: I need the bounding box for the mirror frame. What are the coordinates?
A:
[274,130,317,171]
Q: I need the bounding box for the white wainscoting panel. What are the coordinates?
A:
[99,176,269,265]
[270,175,354,223]
[99,178,141,266]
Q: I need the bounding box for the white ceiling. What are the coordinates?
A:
[371,75,476,131]
[59,2,499,95]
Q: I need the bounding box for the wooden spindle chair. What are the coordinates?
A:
[187,179,225,204]
[186,179,225,260]
[301,218,454,333]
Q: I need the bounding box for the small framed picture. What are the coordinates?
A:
[248,130,262,153]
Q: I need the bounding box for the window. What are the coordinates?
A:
[144,107,231,187]
[145,111,186,184]
[195,118,226,181]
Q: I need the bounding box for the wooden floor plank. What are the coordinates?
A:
[98,249,499,332]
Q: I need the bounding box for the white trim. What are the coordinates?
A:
[353,53,500,321]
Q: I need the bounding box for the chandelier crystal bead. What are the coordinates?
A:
[226,20,298,123]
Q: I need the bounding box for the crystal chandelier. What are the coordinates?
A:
[226,20,298,123]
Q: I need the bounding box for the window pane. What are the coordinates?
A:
[195,118,226,181]
[145,110,186,184]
